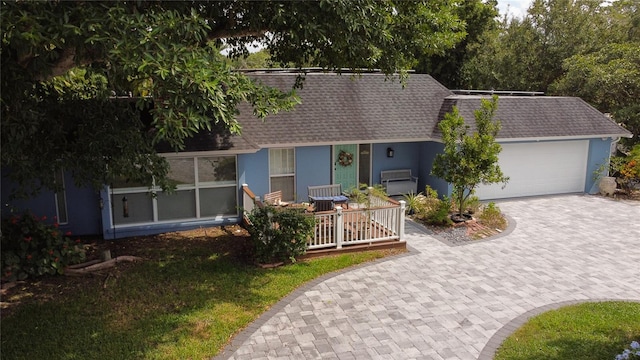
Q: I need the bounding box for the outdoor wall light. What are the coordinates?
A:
[122,196,129,218]
[387,147,394,158]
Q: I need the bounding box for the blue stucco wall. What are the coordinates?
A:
[586,138,616,194]
[1,177,58,222]
[418,142,451,197]
[371,142,421,185]
[238,149,270,199]
[239,146,331,203]
[62,173,102,235]
[1,171,102,236]
[296,146,331,202]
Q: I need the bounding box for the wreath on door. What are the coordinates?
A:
[338,150,353,167]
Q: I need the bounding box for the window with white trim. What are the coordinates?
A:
[269,148,295,202]
[110,156,237,226]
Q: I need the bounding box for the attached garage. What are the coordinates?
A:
[436,95,632,201]
[475,140,588,200]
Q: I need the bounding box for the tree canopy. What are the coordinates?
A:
[552,43,640,144]
[1,1,465,195]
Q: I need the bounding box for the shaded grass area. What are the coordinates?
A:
[494,301,640,360]
[1,226,402,359]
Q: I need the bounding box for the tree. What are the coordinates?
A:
[462,0,634,92]
[431,96,508,218]
[1,1,465,195]
[227,50,274,70]
[552,43,640,145]
[414,0,499,89]
[548,0,640,146]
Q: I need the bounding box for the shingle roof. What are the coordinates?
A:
[435,95,631,140]
[156,121,259,154]
[163,72,630,153]
[237,72,453,146]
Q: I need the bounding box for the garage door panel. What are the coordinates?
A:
[475,141,588,199]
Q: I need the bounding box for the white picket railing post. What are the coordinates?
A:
[335,206,344,249]
[398,200,406,242]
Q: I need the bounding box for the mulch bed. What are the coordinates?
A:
[417,218,504,246]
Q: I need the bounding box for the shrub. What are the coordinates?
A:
[424,195,453,226]
[1,212,86,281]
[247,205,315,264]
[479,202,507,230]
[617,145,640,193]
[345,183,369,206]
[424,185,438,199]
[403,191,421,215]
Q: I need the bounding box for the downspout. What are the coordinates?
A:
[608,137,621,177]
[590,136,621,194]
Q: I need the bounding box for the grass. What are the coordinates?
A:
[0,226,401,360]
[494,301,640,360]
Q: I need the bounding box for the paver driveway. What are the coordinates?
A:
[217,195,640,360]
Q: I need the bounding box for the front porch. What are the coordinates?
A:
[241,185,407,255]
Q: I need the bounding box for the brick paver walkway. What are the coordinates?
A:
[216,195,640,360]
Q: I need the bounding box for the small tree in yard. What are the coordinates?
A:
[432,95,509,219]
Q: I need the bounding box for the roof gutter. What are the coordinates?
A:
[256,138,436,148]
[494,134,633,143]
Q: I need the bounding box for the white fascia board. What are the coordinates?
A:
[495,134,633,143]
[257,138,434,148]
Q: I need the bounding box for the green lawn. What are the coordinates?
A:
[495,301,640,360]
[1,237,397,360]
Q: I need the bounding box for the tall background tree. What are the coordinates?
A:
[414,0,499,89]
[1,1,465,194]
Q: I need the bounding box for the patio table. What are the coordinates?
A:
[309,195,349,211]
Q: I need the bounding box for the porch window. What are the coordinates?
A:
[358,144,371,186]
[269,148,295,202]
[110,155,237,226]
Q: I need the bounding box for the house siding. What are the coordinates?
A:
[371,142,421,185]
[2,171,101,236]
[586,138,617,194]
[238,149,270,200]
[296,146,331,203]
[419,142,451,197]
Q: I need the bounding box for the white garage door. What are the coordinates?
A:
[475,140,589,200]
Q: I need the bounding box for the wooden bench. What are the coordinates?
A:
[380,169,418,196]
[308,184,349,211]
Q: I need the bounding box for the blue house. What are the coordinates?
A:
[1,71,631,239]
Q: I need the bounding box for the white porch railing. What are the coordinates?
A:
[308,201,406,250]
[242,184,405,250]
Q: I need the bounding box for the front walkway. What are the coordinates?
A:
[216,195,640,360]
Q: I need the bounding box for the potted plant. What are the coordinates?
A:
[593,159,621,196]
[403,191,421,215]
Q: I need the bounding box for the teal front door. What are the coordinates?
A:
[333,144,358,192]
